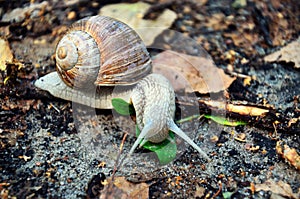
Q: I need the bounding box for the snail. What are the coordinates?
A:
[35,15,210,161]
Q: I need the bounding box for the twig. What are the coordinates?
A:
[103,133,128,199]
[111,133,128,181]
[212,181,222,198]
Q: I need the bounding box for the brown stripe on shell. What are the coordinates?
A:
[69,15,152,86]
[55,30,101,88]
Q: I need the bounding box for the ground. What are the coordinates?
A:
[0,0,299,198]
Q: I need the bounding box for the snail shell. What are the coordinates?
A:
[35,16,210,161]
[55,15,151,88]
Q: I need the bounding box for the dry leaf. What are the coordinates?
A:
[99,2,177,46]
[0,38,14,71]
[255,180,300,199]
[195,185,206,197]
[100,177,149,199]
[276,141,300,170]
[264,37,300,68]
[152,50,236,93]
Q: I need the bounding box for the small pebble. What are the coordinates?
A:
[67,11,76,20]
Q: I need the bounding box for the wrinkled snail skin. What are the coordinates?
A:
[34,15,210,161]
[34,71,134,109]
[129,74,210,161]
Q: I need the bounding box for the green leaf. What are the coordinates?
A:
[222,191,235,199]
[176,114,201,123]
[204,115,247,126]
[111,98,135,115]
[153,137,177,165]
[136,126,177,165]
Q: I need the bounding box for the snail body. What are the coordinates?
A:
[35,15,209,161]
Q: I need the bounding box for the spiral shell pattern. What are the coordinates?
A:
[55,16,152,88]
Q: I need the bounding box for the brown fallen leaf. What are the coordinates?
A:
[0,38,13,71]
[255,179,300,199]
[100,176,149,199]
[264,37,300,68]
[152,50,236,93]
[99,2,177,46]
[276,141,300,170]
[195,185,206,197]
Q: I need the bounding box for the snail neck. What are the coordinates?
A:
[131,74,176,143]
[34,71,134,109]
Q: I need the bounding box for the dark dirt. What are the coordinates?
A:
[0,0,299,198]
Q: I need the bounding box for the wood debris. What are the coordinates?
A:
[276,141,300,170]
